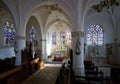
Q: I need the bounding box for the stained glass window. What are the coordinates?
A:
[87,24,103,46]
[30,26,36,44]
[52,31,56,44]
[4,22,16,46]
[60,33,65,44]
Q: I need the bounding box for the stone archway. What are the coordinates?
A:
[46,22,72,58]
[26,16,42,59]
[0,0,15,47]
[23,1,73,60]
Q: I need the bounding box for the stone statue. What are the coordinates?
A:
[75,37,81,55]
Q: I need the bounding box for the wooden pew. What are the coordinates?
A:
[110,67,120,83]
[71,75,88,84]
[85,70,104,84]
[85,66,98,72]
[84,61,94,67]
[0,66,23,84]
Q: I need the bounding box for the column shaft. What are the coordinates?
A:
[15,36,26,65]
[72,31,84,76]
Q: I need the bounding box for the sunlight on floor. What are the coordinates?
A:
[40,63,62,70]
[45,63,62,67]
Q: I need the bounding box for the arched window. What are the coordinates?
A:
[60,32,65,44]
[4,22,16,46]
[30,26,36,44]
[87,24,103,46]
[52,31,56,44]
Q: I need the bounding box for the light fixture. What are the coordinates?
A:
[92,0,119,12]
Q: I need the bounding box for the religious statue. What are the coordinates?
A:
[75,37,81,55]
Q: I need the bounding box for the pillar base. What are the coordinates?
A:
[72,65,85,76]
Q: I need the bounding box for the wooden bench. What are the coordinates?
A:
[85,66,98,72]
[0,66,23,84]
[38,60,44,69]
[85,70,104,83]
[110,67,120,83]
[71,75,88,84]
[84,61,94,67]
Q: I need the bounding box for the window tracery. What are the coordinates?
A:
[30,26,37,45]
[52,31,56,44]
[87,24,103,46]
[4,22,16,46]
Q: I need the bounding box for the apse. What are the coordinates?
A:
[46,22,71,57]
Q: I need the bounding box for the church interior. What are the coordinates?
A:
[0,0,120,84]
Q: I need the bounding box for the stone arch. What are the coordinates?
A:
[23,1,73,58]
[45,20,72,56]
[23,0,73,34]
[0,0,15,46]
[45,19,72,34]
[26,16,42,58]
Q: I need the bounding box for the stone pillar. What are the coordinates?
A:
[41,39,47,60]
[15,36,26,65]
[72,31,84,76]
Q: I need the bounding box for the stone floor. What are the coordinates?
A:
[23,57,120,84]
[23,64,62,84]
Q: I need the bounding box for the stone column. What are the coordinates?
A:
[72,31,84,76]
[15,36,26,65]
[41,39,47,60]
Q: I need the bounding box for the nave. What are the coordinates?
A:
[0,0,120,84]
[23,63,62,84]
[23,60,120,84]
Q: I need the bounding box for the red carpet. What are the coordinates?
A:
[52,57,63,61]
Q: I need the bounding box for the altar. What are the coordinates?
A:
[53,53,63,61]
[53,53,63,58]
[56,48,67,57]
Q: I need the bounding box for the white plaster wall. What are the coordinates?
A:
[84,12,114,44]
[84,11,115,62]
[83,5,120,64]
[2,0,119,65]
[0,47,15,59]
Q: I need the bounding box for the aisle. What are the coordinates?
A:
[23,64,61,84]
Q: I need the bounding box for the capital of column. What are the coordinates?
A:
[71,31,84,38]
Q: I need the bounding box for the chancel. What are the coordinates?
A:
[0,0,120,84]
